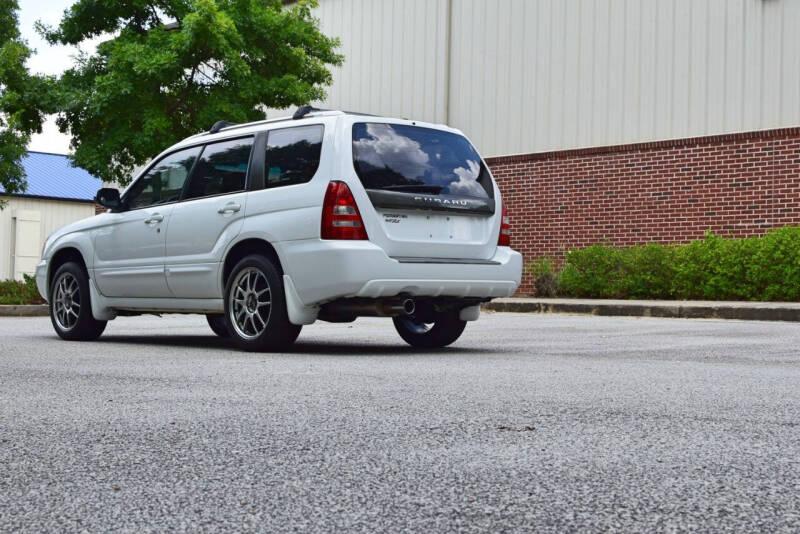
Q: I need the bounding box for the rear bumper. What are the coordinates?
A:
[277,239,522,306]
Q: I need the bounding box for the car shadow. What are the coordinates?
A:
[96,335,232,350]
[92,335,491,356]
[291,340,491,356]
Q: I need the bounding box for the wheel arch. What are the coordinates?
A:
[48,247,89,297]
[221,238,284,291]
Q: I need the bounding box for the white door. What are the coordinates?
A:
[93,206,173,297]
[12,209,41,280]
[93,146,201,298]
[164,137,254,298]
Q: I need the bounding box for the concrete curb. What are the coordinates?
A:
[4,300,800,322]
[0,304,49,317]
[483,298,800,322]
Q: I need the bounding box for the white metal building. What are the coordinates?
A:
[0,152,100,280]
[295,0,800,158]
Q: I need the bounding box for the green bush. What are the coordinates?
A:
[619,243,677,299]
[747,226,800,301]
[0,274,44,305]
[559,244,622,298]
[530,226,800,301]
[671,229,800,301]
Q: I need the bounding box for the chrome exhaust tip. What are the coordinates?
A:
[401,298,415,316]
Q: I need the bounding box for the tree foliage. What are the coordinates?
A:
[42,0,342,185]
[0,0,54,197]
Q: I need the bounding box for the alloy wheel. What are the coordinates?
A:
[53,272,81,331]
[229,267,272,340]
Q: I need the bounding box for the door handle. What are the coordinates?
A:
[144,214,164,224]
[218,203,241,215]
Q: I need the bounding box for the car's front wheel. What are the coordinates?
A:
[393,311,466,348]
[49,261,107,341]
[223,255,301,352]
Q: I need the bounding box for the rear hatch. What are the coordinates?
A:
[351,122,499,261]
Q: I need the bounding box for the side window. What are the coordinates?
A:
[183,137,254,201]
[125,147,201,210]
[264,124,324,188]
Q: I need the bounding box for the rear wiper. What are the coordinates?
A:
[383,184,443,194]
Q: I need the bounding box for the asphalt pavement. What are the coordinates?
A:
[1,313,799,532]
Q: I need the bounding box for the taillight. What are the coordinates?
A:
[321,181,369,240]
[498,204,511,246]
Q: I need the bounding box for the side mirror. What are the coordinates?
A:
[95,188,121,209]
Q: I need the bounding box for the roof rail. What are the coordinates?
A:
[293,105,328,120]
[199,108,374,138]
[342,110,379,117]
[209,120,238,134]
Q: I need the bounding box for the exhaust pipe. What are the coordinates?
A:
[395,298,415,316]
[322,297,415,318]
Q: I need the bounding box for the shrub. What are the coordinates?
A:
[559,244,623,298]
[0,274,45,305]
[672,230,800,301]
[533,226,800,301]
[618,243,677,299]
[747,226,800,301]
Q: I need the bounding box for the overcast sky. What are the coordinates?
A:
[18,0,102,154]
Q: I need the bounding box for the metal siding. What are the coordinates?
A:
[0,197,95,280]
[308,0,799,157]
[784,0,800,123]
[305,0,448,124]
[451,0,800,155]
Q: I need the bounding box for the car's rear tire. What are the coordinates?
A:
[223,254,301,352]
[393,311,466,348]
[206,314,230,337]
[49,261,107,341]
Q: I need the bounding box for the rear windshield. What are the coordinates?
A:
[352,123,493,199]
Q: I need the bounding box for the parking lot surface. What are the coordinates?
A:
[1,313,799,532]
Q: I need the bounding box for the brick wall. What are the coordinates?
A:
[486,127,800,295]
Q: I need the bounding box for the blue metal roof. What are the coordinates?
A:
[0,152,102,202]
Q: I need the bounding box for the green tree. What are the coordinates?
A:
[0,0,54,199]
[42,0,342,185]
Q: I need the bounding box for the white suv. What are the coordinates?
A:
[36,108,522,351]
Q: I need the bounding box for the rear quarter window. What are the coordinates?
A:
[264,124,324,188]
[352,123,493,199]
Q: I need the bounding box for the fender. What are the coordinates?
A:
[45,234,96,283]
[43,212,117,274]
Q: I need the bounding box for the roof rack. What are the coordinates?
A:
[200,108,378,138]
[209,120,238,134]
[293,105,328,120]
[203,108,330,137]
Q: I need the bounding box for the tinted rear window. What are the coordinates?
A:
[352,123,493,198]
